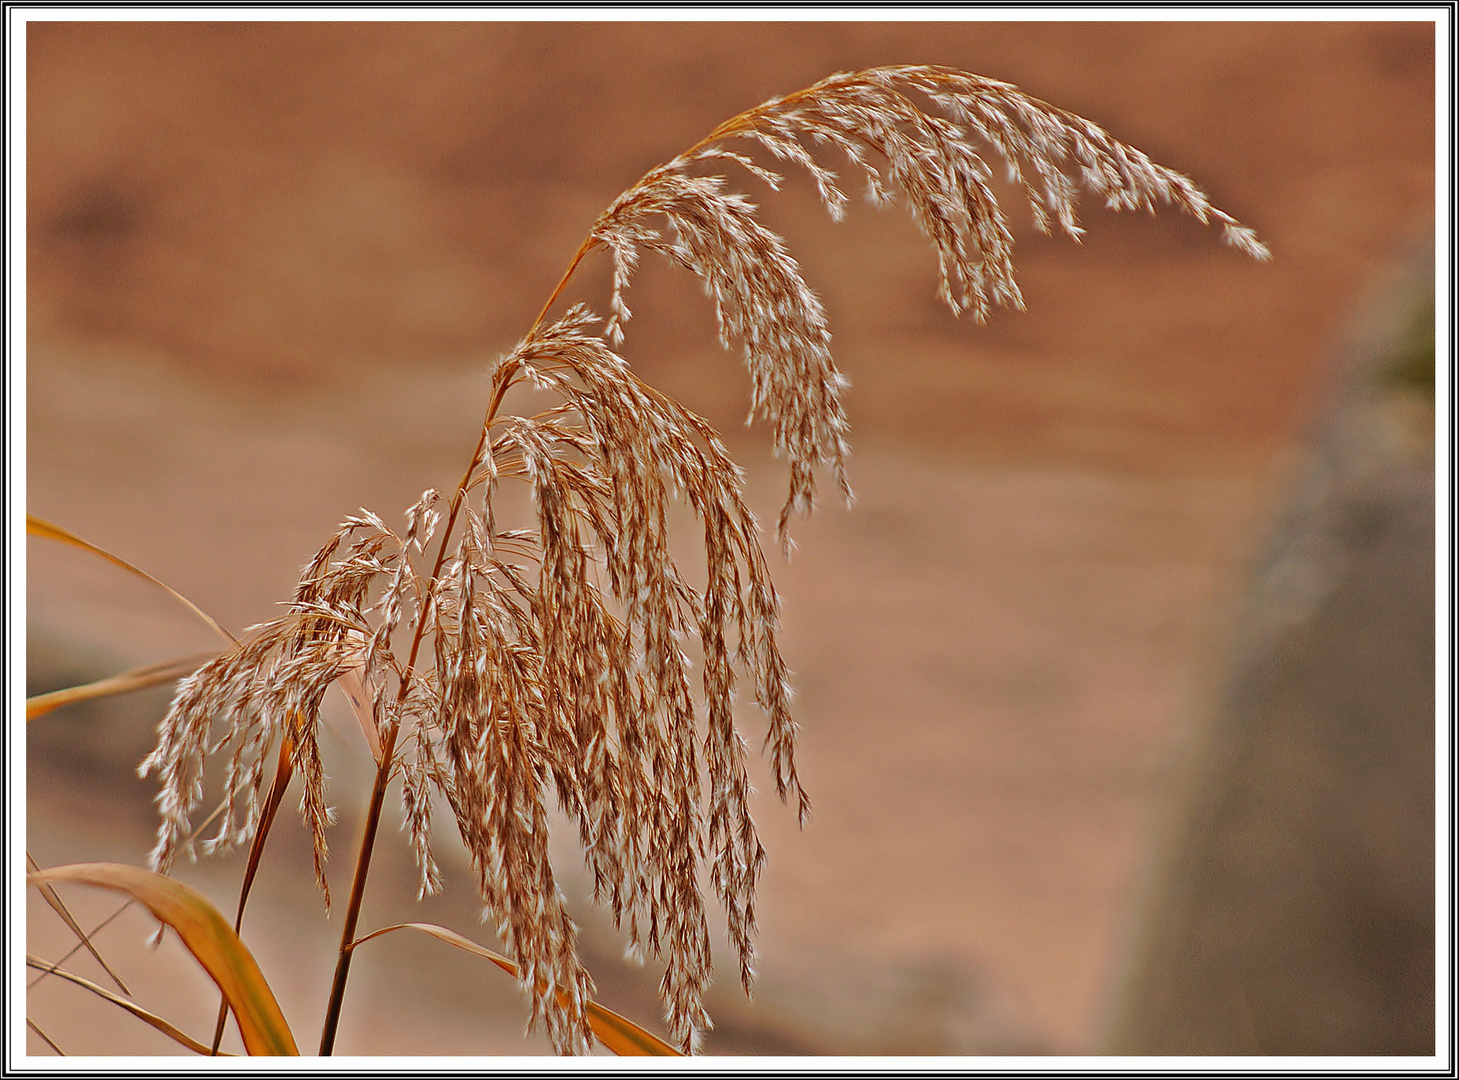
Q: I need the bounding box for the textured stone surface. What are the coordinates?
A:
[1112,248,1436,1056]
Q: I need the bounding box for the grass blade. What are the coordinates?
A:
[27,514,238,646]
[26,852,129,996]
[579,989,685,1058]
[27,653,217,721]
[26,955,233,1056]
[234,729,297,928]
[27,863,297,1056]
[349,922,680,1056]
[26,899,134,993]
[209,727,297,1055]
[27,1018,64,1055]
[333,666,383,763]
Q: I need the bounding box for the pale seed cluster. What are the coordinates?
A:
[140,65,1266,1055]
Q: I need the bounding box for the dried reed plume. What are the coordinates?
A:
[139,65,1268,1054]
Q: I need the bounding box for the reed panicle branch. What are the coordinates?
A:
[138,65,1266,1054]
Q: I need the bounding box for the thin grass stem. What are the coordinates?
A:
[318,385,510,1055]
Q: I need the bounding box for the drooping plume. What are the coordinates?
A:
[141,64,1266,1055]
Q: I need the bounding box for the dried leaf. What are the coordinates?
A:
[26,852,129,996]
[27,654,216,721]
[350,922,680,1056]
[26,863,297,1056]
[27,515,236,646]
[26,955,232,1056]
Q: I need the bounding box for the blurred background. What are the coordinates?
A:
[23,18,1439,1057]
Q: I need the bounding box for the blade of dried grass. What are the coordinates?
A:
[25,955,230,1056]
[29,777,283,995]
[27,515,237,646]
[349,922,681,1056]
[209,726,298,1055]
[26,863,297,1056]
[333,666,383,764]
[26,898,134,993]
[233,731,296,930]
[26,654,218,721]
[27,1018,65,1055]
[26,852,129,996]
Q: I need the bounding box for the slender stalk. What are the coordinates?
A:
[316,721,400,1055]
[528,234,601,339]
[27,1018,64,1056]
[317,380,514,1055]
[211,730,297,1053]
[519,88,795,343]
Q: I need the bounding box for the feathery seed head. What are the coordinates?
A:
[141,64,1265,1054]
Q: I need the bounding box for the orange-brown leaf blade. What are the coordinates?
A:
[333,666,383,763]
[26,1018,64,1055]
[236,725,298,927]
[27,863,296,1056]
[26,852,129,996]
[27,514,237,646]
[581,993,685,1057]
[26,654,217,721]
[350,922,680,1056]
[210,728,297,1054]
[25,955,232,1056]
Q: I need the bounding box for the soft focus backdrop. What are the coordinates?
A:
[25,18,1438,1057]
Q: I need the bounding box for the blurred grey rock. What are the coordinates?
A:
[1112,240,1438,1055]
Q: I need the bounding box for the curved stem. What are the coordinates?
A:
[521,84,801,341]
[313,76,832,1050]
[316,722,399,1055]
[527,234,602,339]
[212,729,297,1054]
[317,379,513,1055]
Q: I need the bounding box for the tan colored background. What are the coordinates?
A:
[25,18,1437,1057]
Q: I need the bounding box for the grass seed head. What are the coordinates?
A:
[140,64,1265,1054]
